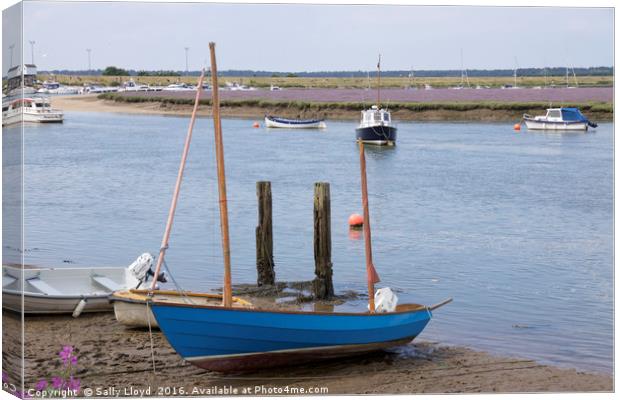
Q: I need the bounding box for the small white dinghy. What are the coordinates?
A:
[2,253,165,316]
[264,115,327,129]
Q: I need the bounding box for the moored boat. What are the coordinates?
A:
[523,107,597,131]
[355,105,397,145]
[2,96,64,126]
[265,115,327,129]
[355,55,397,145]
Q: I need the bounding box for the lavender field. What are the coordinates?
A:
[116,87,612,104]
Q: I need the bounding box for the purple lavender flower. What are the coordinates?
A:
[14,390,31,399]
[35,379,48,391]
[2,371,8,383]
[51,376,64,389]
[67,376,80,392]
[70,356,77,366]
[58,345,75,366]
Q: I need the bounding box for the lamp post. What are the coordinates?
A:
[184,47,189,76]
[29,40,35,64]
[9,44,15,67]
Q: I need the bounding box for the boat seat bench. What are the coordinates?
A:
[27,278,63,296]
[92,275,121,292]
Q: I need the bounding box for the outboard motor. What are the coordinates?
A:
[588,121,598,128]
[125,253,168,289]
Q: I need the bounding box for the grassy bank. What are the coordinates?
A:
[97,93,613,121]
[47,74,613,89]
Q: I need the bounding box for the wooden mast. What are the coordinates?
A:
[209,42,233,307]
[359,141,381,312]
[150,69,206,290]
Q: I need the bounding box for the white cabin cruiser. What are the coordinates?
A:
[2,96,64,126]
[523,107,597,131]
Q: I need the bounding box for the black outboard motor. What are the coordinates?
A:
[146,267,168,283]
[588,120,598,128]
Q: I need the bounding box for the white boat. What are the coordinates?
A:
[2,96,64,126]
[265,115,327,129]
[84,85,118,94]
[2,254,166,315]
[226,82,256,91]
[523,107,597,131]
[270,84,282,91]
[37,81,80,95]
[162,83,195,91]
[120,79,150,92]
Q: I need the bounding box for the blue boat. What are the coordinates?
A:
[151,301,438,372]
[149,44,450,373]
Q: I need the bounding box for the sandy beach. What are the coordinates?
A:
[2,310,612,396]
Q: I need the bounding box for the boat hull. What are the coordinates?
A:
[523,118,588,131]
[2,291,112,314]
[355,125,397,145]
[113,298,159,328]
[151,303,431,372]
[2,110,64,126]
[110,289,252,328]
[264,117,326,129]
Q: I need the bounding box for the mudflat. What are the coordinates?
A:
[2,311,612,395]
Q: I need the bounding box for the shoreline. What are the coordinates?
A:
[52,95,613,122]
[2,311,612,395]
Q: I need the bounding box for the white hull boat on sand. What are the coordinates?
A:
[2,254,166,316]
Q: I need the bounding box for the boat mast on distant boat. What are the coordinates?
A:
[355,55,397,145]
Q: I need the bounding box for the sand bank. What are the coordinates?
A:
[2,311,611,396]
[52,95,612,122]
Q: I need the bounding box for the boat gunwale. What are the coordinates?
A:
[150,300,430,317]
[110,289,252,306]
[2,289,111,300]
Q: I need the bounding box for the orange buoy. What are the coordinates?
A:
[253,121,260,128]
[348,213,364,229]
[513,123,521,131]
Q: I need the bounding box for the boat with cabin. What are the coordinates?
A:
[2,96,63,126]
[148,43,450,372]
[2,64,64,126]
[355,56,397,145]
[265,115,327,129]
[523,107,597,131]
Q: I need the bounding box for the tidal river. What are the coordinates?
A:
[5,112,613,374]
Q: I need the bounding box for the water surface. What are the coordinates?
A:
[7,112,612,374]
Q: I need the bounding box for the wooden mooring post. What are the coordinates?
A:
[313,182,334,299]
[256,181,275,286]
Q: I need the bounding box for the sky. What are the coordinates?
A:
[2,1,615,75]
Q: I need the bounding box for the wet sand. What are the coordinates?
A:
[51,95,612,122]
[2,311,612,395]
